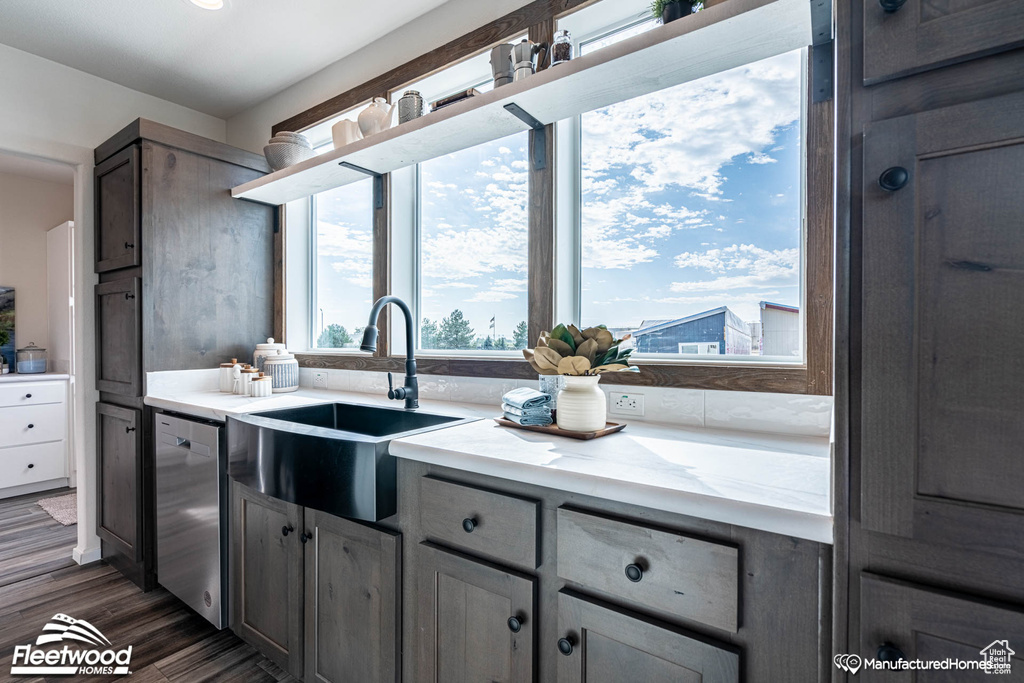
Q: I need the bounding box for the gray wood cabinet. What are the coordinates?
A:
[231,482,304,678]
[556,591,739,683]
[303,508,400,683]
[862,0,1024,85]
[94,119,274,590]
[414,542,535,683]
[96,402,142,561]
[230,483,402,683]
[94,145,140,273]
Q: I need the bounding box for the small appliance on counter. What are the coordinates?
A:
[15,342,47,374]
[253,337,286,371]
[263,349,299,393]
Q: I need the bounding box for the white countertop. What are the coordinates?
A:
[0,372,69,383]
[146,384,832,544]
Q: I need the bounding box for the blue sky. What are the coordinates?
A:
[314,47,803,349]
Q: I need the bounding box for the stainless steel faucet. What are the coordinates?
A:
[360,296,418,410]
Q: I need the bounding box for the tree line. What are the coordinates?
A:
[317,309,529,351]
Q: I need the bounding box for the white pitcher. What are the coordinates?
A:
[357,98,396,137]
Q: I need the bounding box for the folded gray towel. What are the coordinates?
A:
[502,403,551,418]
[502,387,552,410]
[503,411,553,427]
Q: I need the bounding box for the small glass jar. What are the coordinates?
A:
[16,342,47,374]
[550,29,573,66]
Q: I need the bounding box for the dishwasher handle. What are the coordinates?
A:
[158,432,190,449]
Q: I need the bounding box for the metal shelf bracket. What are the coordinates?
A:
[504,103,547,170]
[339,161,385,209]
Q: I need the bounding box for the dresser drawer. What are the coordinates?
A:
[0,441,67,486]
[0,403,67,448]
[0,381,65,408]
[418,476,540,569]
[557,508,740,633]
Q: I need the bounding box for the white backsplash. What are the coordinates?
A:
[298,368,832,438]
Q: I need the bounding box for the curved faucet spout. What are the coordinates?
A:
[362,296,418,410]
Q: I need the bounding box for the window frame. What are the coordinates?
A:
[286,0,833,395]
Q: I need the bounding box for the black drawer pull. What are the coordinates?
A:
[878,0,906,12]
[27,463,34,469]
[462,517,477,533]
[878,166,909,192]
[625,563,644,583]
[27,424,34,429]
[24,393,32,399]
[507,615,523,633]
[282,525,294,537]
[300,531,313,544]
[124,241,135,249]
[125,292,136,300]
[125,426,136,434]
[557,637,575,656]
[877,642,906,662]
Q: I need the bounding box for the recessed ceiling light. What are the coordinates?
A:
[188,0,226,10]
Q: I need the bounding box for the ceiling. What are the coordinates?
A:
[0,0,451,119]
[0,151,74,185]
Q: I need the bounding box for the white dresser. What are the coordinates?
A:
[0,376,70,498]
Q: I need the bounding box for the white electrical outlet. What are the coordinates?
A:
[609,392,645,416]
[313,372,328,389]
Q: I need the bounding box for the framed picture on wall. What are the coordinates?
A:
[0,287,14,372]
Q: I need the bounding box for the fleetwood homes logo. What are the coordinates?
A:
[11,614,133,676]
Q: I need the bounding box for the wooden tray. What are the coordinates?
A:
[494,417,625,440]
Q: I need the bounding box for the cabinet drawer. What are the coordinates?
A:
[557,508,739,633]
[0,403,66,448]
[0,382,65,408]
[0,441,67,486]
[860,573,1024,678]
[556,591,739,683]
[419,476,539,569]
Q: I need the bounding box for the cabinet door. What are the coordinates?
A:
[303,509,400,683]
[556,591,739,683]
[96,277,141,396]
[861,93,1024,549]
[96,402,142,561]
[860,573,1024,681]
[863,0,1024,84]
[415,542,535,683]
[95,145,141,273]
[230,482,304,679]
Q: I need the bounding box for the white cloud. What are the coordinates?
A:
[317,219,373,288]
[748,152,777,164]
[671,243,799,292]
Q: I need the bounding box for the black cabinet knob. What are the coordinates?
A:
[27,424,34,429]
[557,637,575,656]
[300,531,313,544]
[125,426,136,434]
[124,241,135,249]
[878,0,906,12]
[462,517,477,533]
[124,292,136,300]
[507,616,523,633]
[625,563,644,582]
[878,166,909,192]
[282,525,294,537]
[877,642,906,661]
[25,393,31,398]
[27,464,34,469]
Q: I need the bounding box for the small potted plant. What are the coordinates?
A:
[523,324,638,432]
[653,0,702,24]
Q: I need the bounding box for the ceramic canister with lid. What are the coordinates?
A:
[219,358,240,393]
[263,350,299,393]
[236,367,260,395]
[253,337,286,372]
[250,374,272,398]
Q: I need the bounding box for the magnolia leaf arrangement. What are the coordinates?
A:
[523,323,639,376]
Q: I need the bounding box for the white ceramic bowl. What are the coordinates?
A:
[263,142,315,171]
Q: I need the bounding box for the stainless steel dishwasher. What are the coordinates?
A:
[155,412,227,629]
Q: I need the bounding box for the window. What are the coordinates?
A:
[311,178,374,349]
[576,25,806,361]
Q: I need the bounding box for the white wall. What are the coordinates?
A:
[226,0,531,153]
[0,172,74,353]
[0,42,228,567]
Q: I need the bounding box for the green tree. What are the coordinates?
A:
[482,336,494,350]
[317,323,353,348]
[495,336,508,351]
[437,309,476,350]
[420,318,439,349]
[512,320,529,349]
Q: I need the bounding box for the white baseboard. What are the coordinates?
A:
[0,477,70,500]
[73,545,102,565]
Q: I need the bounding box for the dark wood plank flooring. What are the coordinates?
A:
[0,489,298,683]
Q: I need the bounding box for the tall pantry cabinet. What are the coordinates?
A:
[93,119,275,589]
[838,0,1024,676]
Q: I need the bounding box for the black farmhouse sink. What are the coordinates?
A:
[227,402,473,521]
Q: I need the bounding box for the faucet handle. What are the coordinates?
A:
[387,372,396,400]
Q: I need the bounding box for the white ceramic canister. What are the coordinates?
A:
[263,350,299,393]
[250,374,272,398]
[219,358,240,393]
[555,375,607,432]
[236,367,259,395]
[253,338,286,372]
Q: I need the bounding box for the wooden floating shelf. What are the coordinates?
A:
[232,0,814,206]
